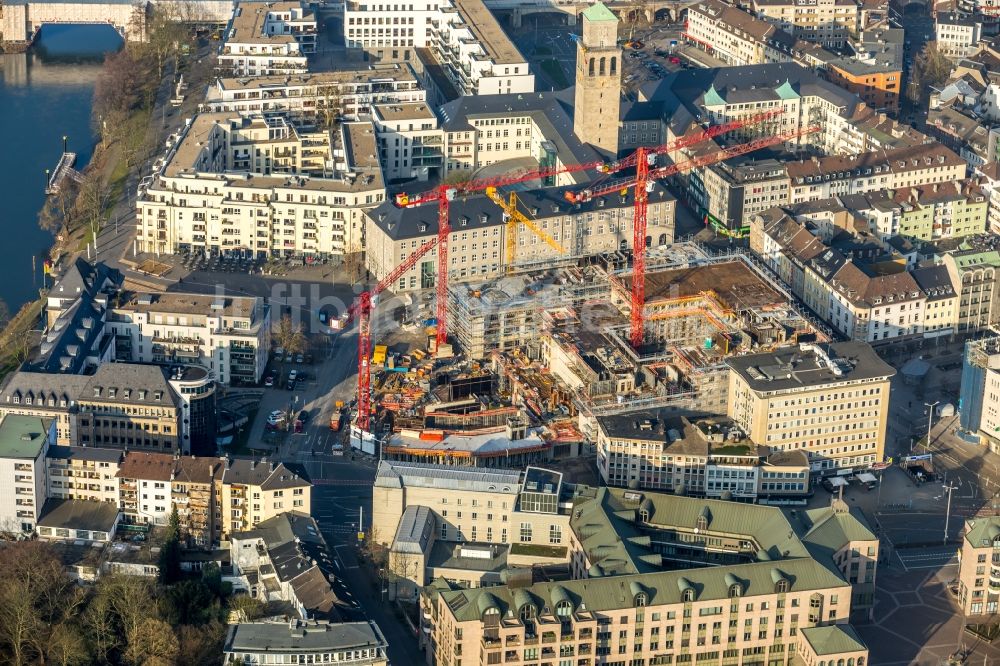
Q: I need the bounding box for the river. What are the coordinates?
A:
[0,25,122,314]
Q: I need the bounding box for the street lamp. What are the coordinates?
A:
[924,400,940,451]
[62,135,68,154]
[943,481,958,545]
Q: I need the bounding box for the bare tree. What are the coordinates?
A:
[908,42,953,104]
[125,618,179,666]
[76,171,113,246]
[47,623,90,666]
[317,84,344,129]
[274,315,308,356]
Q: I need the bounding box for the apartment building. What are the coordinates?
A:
[0,371,90,444]
[727,342,895,474]
[46,446,122,504]
[751,0,858,48]
[936,13,983,60]
[229,512,340,619]
[224,621,389,666]
[116,451,226,546]
[345,0,534,98]
[957,516,1000,615]
[786,144,967,205]
[136,113,385,260]
[943,249,1000,331]
[109,291,270,386]
[365,182,675,290]
[686,0,801,67]
[597,412,811,501]
[202,63,426,120]
[372,102,442,182]
[692,158,789,236]
[76,363,183,453]
[219,1,317,76]
[892,180,988,241]
[0,416,53,534]
[927,104,993,168]
[220,458,312,539]
[912,264,960,337]
[428,487,875,666]
[827,59,902,115]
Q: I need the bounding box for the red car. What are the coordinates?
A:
[669,56,681,64]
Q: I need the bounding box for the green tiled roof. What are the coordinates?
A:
[800,624,867,656]
[954,250,1000,270]
[964,517,1000,548]
[775,79,799,100]
[0,416,50,459]
[704,84,725,107]
[441,558,850,622]
[582,1,617,23]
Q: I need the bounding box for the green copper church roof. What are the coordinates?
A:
[582,1,617,23]
[703,84,725,107]
[775,79,800,100]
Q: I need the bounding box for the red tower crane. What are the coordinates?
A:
[355,112,790,432]
[353,237,438,431]
[565,125,821,348]
[391,110,782,348]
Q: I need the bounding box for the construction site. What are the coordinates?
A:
[347,109,827,465]
[350,239,825,461]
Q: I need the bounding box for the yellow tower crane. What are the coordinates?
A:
[484,186,566,271]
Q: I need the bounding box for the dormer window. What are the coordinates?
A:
[775,579,789,594]
[729,584,742,598]
[634,593,647,607]
[682,588,694,603]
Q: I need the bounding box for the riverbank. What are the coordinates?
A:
[0,24,201,382]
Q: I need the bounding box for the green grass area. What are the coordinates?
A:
[510,543,568,559]
[540,59,569,89]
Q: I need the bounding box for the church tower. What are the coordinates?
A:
[573,2,621,156]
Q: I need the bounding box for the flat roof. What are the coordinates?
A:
[0,415,50,459]
[118,290,258,319]
[373,102,436,122]
[216,64,417,91]
[224,620,385,654]
[451,0,526,65]
[375,460,521,493]
[227,1,308,46]
[727,341,896,392]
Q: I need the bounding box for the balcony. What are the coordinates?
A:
[481,636,501,649]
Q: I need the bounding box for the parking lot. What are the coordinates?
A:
[895,547,958,571]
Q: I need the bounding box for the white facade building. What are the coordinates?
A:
[202,64,426,120]
[0,416,53,533]
[136,113,385,260]
[108,291,271,385]
[220,1,317,76]
[344,0,534,97]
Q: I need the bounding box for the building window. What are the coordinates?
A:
[549,525,562,544]
[520,522,532,542]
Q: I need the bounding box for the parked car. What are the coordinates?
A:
[295,353,304,363]
[288,369,298,382]
[669,56,681,64]
[293,419,304,433]
[264,375,275,387]
[305,353,314,364]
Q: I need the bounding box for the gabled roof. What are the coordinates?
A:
[222,458,311,490]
